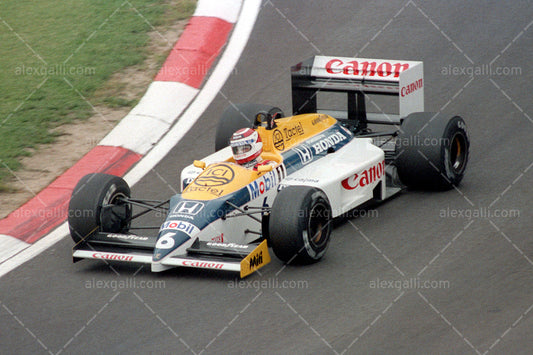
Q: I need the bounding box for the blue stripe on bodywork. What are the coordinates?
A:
[281,123,353,175]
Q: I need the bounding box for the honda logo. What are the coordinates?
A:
[294,146,313,164]
[173,201,204,215]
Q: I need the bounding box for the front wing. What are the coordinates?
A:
[73,233,270,278]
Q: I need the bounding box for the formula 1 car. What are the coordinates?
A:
[68,56,469,277]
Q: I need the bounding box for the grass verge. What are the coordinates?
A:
[0,0,196,190]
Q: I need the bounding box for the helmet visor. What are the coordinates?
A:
[232,144,251,156]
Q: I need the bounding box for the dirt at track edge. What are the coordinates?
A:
[0,18,189,219]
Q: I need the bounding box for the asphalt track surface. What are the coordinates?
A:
[2,1,532,354]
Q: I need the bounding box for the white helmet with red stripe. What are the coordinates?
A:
[230,128,263,168]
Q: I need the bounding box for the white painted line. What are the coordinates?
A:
[0,0,262,278]
[0,235,29,264]
[99,113,172,155]
[100,82,198,154]
[129,81,199,123]
[194,0,243,23]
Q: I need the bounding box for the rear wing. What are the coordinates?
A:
[291,56,424,126]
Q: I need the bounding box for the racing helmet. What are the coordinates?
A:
[230,128,263,167]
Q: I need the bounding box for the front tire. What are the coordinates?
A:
[269,186,332,264]
[68,173,131,243]
[395,112,469,190]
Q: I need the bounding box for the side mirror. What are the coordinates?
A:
[254,111,277,130]
[193,160,206,170]
[257,164,273,173]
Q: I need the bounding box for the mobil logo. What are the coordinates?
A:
[247,171,277,200]
[160,220,199,237]
[249,251,263,269]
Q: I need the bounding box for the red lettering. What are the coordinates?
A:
[341,161,386,190]
[341,173,359,190]
[392,63,410,77]
[377,62,392,77]
[324,59,410,78]
[401,78,423,97]
[343,60,359,75]
[92,253,133,262]
[182,260,224,269]
[325,59,343,74]
[360,61,377,76]
[359,170,369,187]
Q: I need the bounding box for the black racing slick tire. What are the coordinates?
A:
[395,112,469,190]
[269,186,332,264]
[68,173,131,243]
[215,103,284,151]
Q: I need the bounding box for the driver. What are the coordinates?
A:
[230,128,276,170]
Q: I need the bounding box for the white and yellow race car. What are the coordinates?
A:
[68,56,469,277]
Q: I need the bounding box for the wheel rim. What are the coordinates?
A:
[100,192,131,232]
[307,202,330,250]
[449,132,467,174]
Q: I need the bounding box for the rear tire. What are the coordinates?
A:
[395,112,469,190]
[269,186,332,264]
[68,173,131,243]
[215,103,284,151]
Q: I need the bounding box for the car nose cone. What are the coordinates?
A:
[152,231,191,262]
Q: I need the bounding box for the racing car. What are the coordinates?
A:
[68,56,469,277]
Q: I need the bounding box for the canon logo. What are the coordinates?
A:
[342,161,385,190]
[182,260,224,269]
[401,78,423,97]
[325,59,410,78]
[92,253,134,262]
